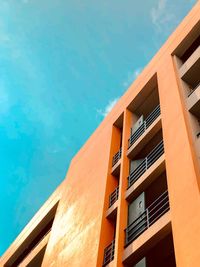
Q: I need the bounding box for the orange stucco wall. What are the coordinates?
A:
[1,2,200,267]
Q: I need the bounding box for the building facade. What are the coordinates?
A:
[1,2,200,267]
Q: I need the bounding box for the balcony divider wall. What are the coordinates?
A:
[96,116,124,267]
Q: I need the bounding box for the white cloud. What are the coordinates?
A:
[133,68,142,79]
[150,0,176,33]
[97,68,142,118]
[151,0,167,25]
[123,68,142,88]
[97,98,119,117]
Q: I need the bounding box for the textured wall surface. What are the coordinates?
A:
[1,2,200,267]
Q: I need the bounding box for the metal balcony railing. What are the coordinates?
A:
[128,105,161,148]
[128,140,164,188]
[112,148,122,167]
[188,81,200,97]
[125,190,169,246]
[109,186,119,208]
[102,240,115,266]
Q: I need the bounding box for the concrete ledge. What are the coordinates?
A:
[19,231,50,267]
[122,211,171,265]
[106,200,118,220]
[111,160,121,176]
[125,154,165,202]
[127,116,162,159]
[187,84,200,117]
[180,46,200,86]
[104,260,115,267]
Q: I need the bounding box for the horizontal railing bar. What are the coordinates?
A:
[126,205,169,245]
[128,105,161,148]
[147,190,168,210]
[149,207,170,227]
[147,151,163,164]
[127,224,147,240]
[125,190,169,246]
[127,218,147,235]
[147,145,163,161]
[145,106,160,124]
[103,240,115,266]
[129,125,145,140]
[126,212,147,232]
[147,140,163,158]
[126,225,148,243]
[128,141,164,187]
[126,194,168,230]
[112,148,122,166]
[126,212,147,230]
[148,196,169,215]
[129,163,146,177]
[148,201,169,220]
[109,186,119,207]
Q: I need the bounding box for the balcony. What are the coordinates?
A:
[126,233,176,267]
[111,148,122,176]
[125,190,169,247]
[128,105,161,149]
[106,187,119,219]
[188,81,200,97]
[180,45,200,87]
[128,141,164,188]
[109,187,119,208]
[17,229,51,266]
[112,148,122,166]
[187,81,200,118]
[102,240,115,266]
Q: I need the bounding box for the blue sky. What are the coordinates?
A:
[0,0,196,255]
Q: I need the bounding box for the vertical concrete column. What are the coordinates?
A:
[114,109,133,267]
[157,54,200,267]
[174,55,200,182]
[96,125,122,267]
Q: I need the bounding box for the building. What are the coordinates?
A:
[1,2,200,267]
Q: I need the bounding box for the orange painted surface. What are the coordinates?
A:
[1,2,200,267]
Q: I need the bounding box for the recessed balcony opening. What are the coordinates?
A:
[109,185,119,208]
[102,239,115,267]
[112,147,122,168]
[128,91,160,147]
[180,34,200,64]
[173,22,200,95]
[111,114,123,176]
[129,233,176,267]
[187,84,200,121]
[26,245,47,267]
[106,181,119,220]
[128,81,159,122]
[180,50,200,91]
[173,20,200,65]
[5,202,59,267]
[181,80,200,98]
[125,172,169,247]
[130,89,160,128]
[128,105,161,150]
[190,113,200,137]
[102,221,116,266]
[128,130,163,187]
